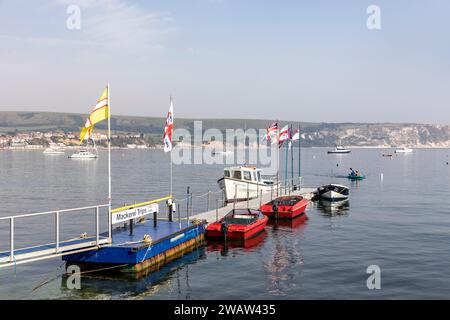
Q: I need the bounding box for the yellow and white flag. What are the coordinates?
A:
[79,86,109,143]
[79,118,93,142]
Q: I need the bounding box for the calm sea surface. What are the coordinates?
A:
[1,148,450,299]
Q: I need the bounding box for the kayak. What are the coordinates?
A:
[347,174,365,180]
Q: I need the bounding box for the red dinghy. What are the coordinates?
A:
[206,209,268,240]
[260,195,309,220]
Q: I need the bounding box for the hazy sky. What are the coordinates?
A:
[0,0,449,123]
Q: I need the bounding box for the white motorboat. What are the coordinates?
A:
[327,146,351,154]
[68,150,97,159]
[316,184,349,201]
[395,147,413,153]
[218,166,279,203]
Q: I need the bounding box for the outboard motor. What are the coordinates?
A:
[272,200,279,219]
[220,221,229,241]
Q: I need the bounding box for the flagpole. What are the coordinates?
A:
[290,124,294,187]
[170,97,173,198]
[298,122,301,187]
[107,83,112,240]
[284,138,289,190]
[276,121,279,197]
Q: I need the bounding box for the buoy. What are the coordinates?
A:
[381,173,384,181]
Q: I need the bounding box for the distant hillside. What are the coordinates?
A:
[1,111,449,147]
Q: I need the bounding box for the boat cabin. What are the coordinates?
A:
[224,166,263,184]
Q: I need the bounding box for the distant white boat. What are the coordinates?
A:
[395,147,413,153]
[328,146,351,154]
[43,143,66,155]
[212,151,233,156]
[68,150,97,159]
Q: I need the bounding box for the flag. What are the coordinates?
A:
[79,86,109,142]
[89,87,109,126]
[278,125,289,148]
[263,121,278,144]
[79,118,93,142]
[163,99,174,152]
[292,129,300,141]
[279,125,289,142]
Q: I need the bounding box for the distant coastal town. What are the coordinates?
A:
[0,130,162,150]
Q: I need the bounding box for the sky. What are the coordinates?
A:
[0,0,449,123]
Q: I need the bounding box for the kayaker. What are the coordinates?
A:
[350,168,356,176]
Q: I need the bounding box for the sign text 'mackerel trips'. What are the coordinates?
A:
[112,203,159,224]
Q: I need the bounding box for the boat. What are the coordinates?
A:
[68,150,98,159]
[69,138,98,159]
[315,184,349,201]
[328,146,351,154]
[347,173,365,180]
[218,166,278,203]
[43,148,65,155]
[205,208,268,240]
[382,153,393,157]
[43,143,66,155]
[259,195,309,220]
[395,147,413,153]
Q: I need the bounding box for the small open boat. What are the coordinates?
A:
[316,184,349,201]
[259,195,309,220]
[205,209,268,240]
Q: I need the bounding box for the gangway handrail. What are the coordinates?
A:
[0,204,110,221]
[0,203,112,268]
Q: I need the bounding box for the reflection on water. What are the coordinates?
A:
[316,199,350,216]
[264,224,305,297]
[60,247,207,300]
[207,231,268,256]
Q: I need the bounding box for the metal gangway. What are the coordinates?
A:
[0,204,112,269]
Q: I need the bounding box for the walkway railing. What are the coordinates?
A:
[0,204,111,268]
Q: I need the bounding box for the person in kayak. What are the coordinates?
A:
[350,168,356,176]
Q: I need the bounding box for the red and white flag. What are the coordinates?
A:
[263,121,278,144]
[291,128,300,141]
[278,125,289,142]
[163,99,174,153]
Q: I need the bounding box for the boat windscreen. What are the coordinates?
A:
[273,198,301,206]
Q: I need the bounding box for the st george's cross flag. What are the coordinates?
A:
[163,99,174,152]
